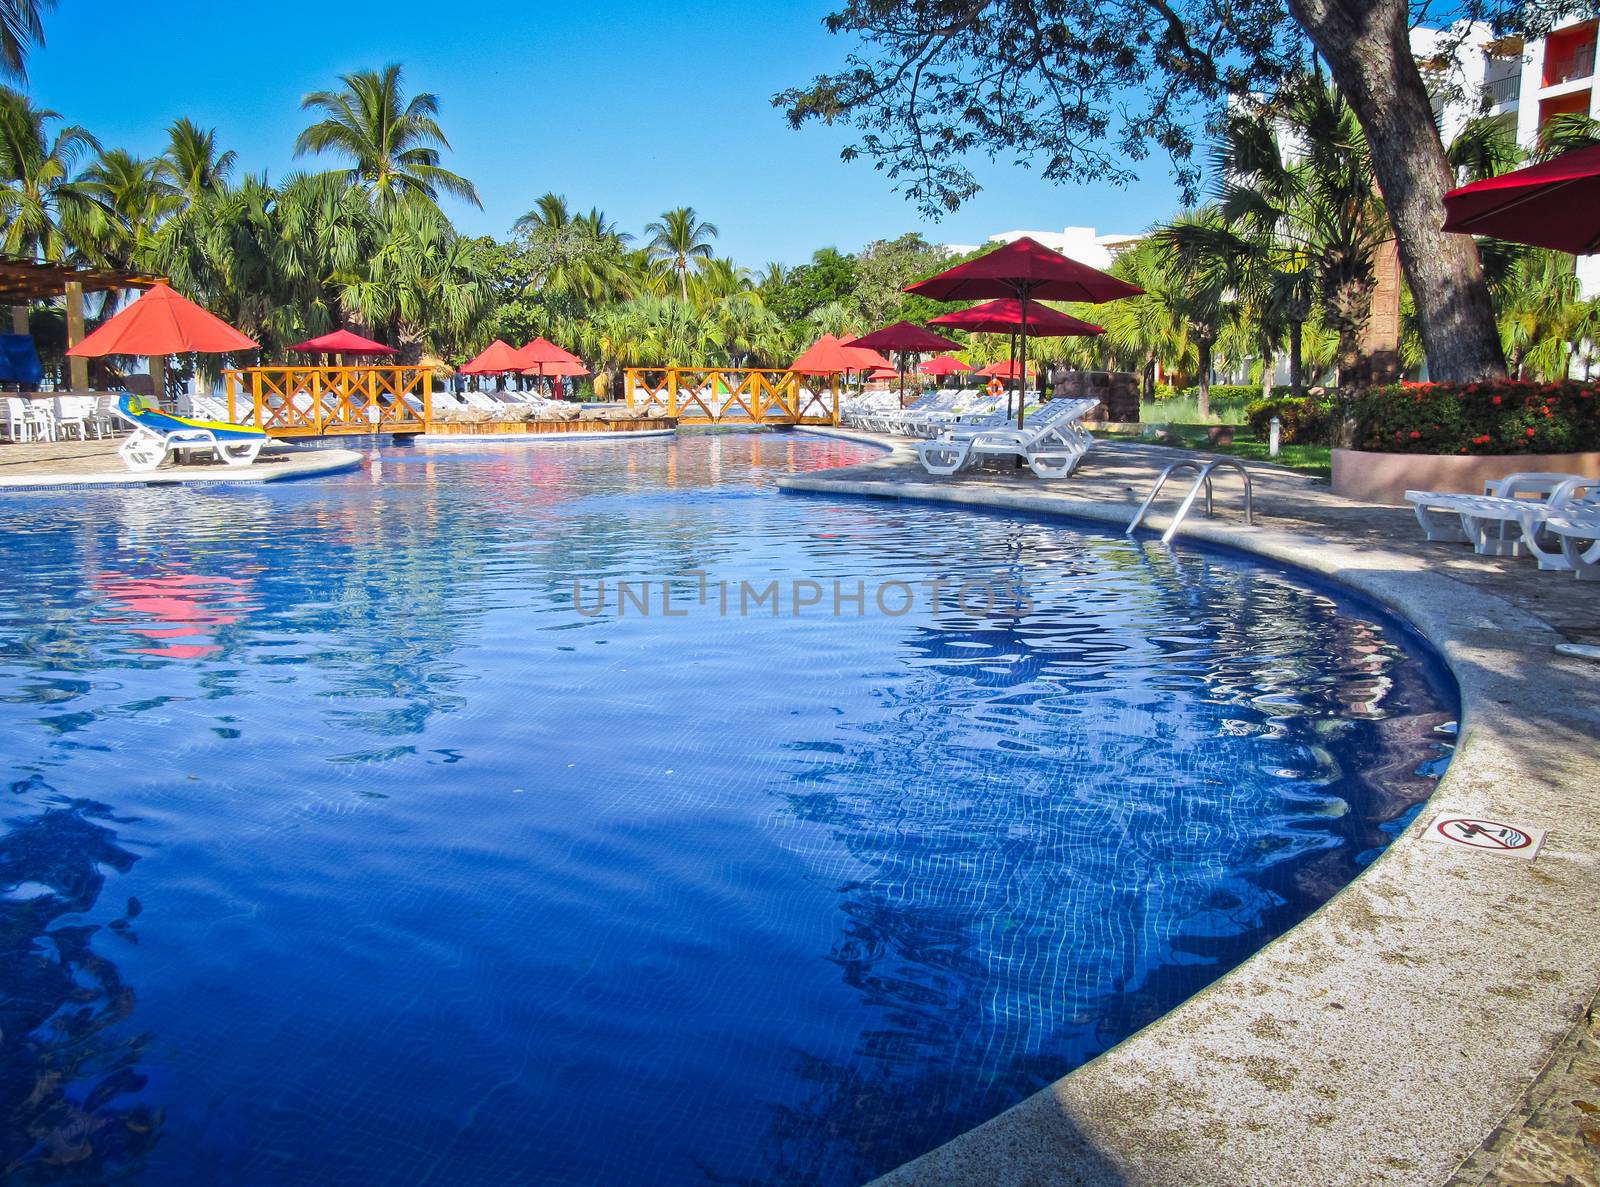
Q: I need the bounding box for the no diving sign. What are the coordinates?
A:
[1426,815,1546,861]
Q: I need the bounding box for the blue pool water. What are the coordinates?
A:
[0,432,1455,1186]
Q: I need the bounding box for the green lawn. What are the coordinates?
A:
[1100,424,1332,478]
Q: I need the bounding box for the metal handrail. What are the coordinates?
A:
[1126,457,1254,543]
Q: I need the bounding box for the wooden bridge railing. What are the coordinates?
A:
[223,366,431,437]
[624,368,839,425]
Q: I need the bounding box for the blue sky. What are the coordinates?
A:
[34,0,1184,265]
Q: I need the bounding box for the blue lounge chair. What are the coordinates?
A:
[112,394,268,472]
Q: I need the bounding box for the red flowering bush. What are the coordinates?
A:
[1356,381,1600,455]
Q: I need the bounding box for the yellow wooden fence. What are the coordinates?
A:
[623,368,839,425]
[223,366,431,437]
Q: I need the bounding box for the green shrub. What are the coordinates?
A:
[1356,381,1600,454]
[1170,383,1292,406]
[1245,394,1337,444]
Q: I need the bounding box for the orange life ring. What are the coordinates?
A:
[986,377,1004,397]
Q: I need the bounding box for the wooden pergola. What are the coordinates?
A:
[0,257,166,390]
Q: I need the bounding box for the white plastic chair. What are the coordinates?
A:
[53,396,90,440]
[3,397,36,442]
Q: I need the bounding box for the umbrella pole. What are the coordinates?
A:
[1007,331,1018,421]
[1018,295,1030,432]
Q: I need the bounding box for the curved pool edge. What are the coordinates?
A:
[0,445,364,490]
[783,427,1600,1187]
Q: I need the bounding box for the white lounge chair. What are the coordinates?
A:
[113,395,268,471]
[1406,473,1587,552]
[1405,473,1598,567]
[1545,508,1600,580]
[918,398,1100,478]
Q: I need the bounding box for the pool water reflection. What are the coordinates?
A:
[0,432,1454,1186]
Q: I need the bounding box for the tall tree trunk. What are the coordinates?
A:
[1260,335,1275,400]
[1286,0,1506,381]
[1143,352,1157,402]
[1334,314,1368,447]
[1196,338,1213,422]
[1289,320,1305,399]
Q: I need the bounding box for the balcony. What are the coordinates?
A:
[1485,73,1521,107]
[1543,25,1597,87]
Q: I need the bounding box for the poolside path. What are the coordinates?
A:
[787,428,1600,1187]
[0,437,363,488]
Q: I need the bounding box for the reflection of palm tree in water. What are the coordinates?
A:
[0,781,160,1183]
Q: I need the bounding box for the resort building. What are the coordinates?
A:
[1416,16,1600,295]
[940,226,1144,269]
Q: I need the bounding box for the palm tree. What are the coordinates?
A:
[1098,238,1194,400]
[643,206,718,301]
[159,117,236,209]
[1537,112,1600,159]
[1493,248,1582,380]
[1152,208,1247,421]
[0,86,104,261]
[1215,81,1387,418]
[0,0,49,82]
[81,148,176,268]
[296,64,480,210]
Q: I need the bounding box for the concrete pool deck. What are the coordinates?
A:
[784,429,1600,1187]
[0,438,363,488]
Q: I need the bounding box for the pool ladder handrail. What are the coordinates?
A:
[1126,458,1255,544]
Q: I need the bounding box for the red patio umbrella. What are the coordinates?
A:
[978,360,1038,379]
[789,334,861,374]
[1441,144,1600,253]
[908,237,1139,430]
[288,329,396,357]
[920,355,974,377]
[936,299,1102,417]
[515,337,583,370]
[847,320,964,402]
[68,283,258,358]
[931,298,1105,337]
[516,338,587,398]
[459,339,525,375]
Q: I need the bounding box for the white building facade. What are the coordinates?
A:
[940,226,1142,269]
[1417,16,1600,295]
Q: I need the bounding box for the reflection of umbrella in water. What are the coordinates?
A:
[92,572,253,659]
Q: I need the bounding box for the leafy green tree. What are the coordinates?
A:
[511,192,632,306]
[643,206,719,301]
[296,64,480,211]
[777,0,1528,384]
[765,246,857,324]
[851,232,951,325]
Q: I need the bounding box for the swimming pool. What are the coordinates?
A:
[0,432,1455,1186]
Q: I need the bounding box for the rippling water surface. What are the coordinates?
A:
[0,432,1454,1186]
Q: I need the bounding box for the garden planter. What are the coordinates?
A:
[1331,448,1600,505]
